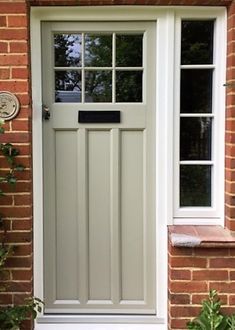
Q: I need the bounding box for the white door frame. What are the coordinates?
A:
[31,6,170,329]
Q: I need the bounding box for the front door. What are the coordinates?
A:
[42,21,156,315]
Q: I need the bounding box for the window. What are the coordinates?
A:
[54,33,143,103]
[174,12,226,224]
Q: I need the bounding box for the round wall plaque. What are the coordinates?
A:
[0,92,20,120]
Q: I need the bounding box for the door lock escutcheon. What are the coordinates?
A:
[42,105,50,120]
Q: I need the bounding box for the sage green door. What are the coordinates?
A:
[42,21,156,315]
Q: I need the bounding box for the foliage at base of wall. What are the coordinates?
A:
[188,290,235,330]
[0,121,43,330]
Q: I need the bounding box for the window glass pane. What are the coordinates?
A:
[180,117,212,160]
[55,71,81,103]
[85,70,112,103]
[116,35,143,67]
[181,69,213,113]
[180,165,211,207]
[181,20,214,65]
[85,34,112,67]
[116,71,142,103]
[54,34,82,67]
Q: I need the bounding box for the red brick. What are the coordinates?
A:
[0,80,28,93]
[169,244,193,256]
[0,3,26,14]
[226,119,235,131]
[11,67,28,79]
[0,132,30,143]
[0,29,27,41]
[0,67,9,79]
[225,218,235,231]
[170,318,189,329]
[170,269,191,280]
[5,256,32,268]
[14,244,32,256]
[169,293,190,304]
[0,206,32,218]
[8,281,32,293]
[12,220,32,230]
[192,294,228,305]
[170,281,208,293]
[0,54,28,65]
[0,16,7,27]
[10,42,27,53]
[0,231,32,243]
[8,16,27,28]
[170,256,207,268]
[12,120,29,131]
[229,295,235,304]
[230,270,235,279]
[192,270,229,281]
[13,293,31,305]
[194,248,229,257]
[0,293,13,305]
[12,269,32,281]
[210,258,235,268]
[171,306,201,318]
[14,194,32,205]
[0,41,8,53]
[209,282,235,293]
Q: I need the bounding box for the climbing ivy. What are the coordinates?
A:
[0,120,43,330]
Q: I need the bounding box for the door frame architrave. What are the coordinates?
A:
[29,5,201,329]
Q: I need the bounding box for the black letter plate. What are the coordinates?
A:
[78,111,120,123]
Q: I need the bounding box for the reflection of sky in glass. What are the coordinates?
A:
[54,34,82,67]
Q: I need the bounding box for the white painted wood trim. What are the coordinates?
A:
[31,6,168,329]
[173,8,226,224]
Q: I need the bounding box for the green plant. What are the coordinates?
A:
[187,290,235,330]
[0,120,43,329]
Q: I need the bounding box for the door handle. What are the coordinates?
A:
[42,105,50,120]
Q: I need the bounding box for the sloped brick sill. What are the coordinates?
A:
[169,225,235,248]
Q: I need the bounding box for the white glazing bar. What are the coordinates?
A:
[81,33,85,104]
[179,160,214,165]
[180,64,215,69]
[112,33,116,103]
[180,113,214,117]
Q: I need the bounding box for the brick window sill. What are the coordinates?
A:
[169,225,235,248]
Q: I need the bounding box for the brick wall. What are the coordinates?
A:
[0,0,235,330]
[0,1,32,329]
[168,245,235,329]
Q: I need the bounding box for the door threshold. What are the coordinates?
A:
[35,322,167,330]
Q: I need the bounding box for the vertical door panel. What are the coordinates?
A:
[120,130,144,301]
[55,131,79,300]
[88,130,111,301]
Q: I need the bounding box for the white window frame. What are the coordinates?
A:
[173,9,226,225]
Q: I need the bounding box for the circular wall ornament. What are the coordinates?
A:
[0,91,20,120]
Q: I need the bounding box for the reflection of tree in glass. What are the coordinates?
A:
[181,70,212,113]
[181,21,214,65]
[116,35,142,67]
[180,117,212,160]
[85,71,112,102]
[85,35,112,67]
[116,71,142,102]
[55,71,81,102]
[180,165,211,207]
[54,34,82,67]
